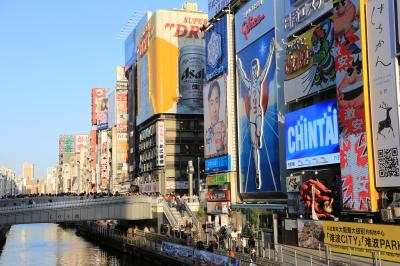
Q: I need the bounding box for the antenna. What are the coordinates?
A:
[117,10,146,40]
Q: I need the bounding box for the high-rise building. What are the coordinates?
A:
[22,162,34,183]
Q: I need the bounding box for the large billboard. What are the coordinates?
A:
[91,88,106,126]
[100,131,109,191]
[367,0,400,188]
[136,10,207,125]
[97,97,108,130]
[205,15,228,81]
[284,0,333,37]
[236,30,280,193]
[117,91,128,132]
[204,74,227,158]
[284,19,335,103]
[285,100,339,169]
[235,0,275,53]
[74,134,89,153]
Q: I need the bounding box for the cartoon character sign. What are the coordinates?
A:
[284,19,335,102]
[236,31,280,193]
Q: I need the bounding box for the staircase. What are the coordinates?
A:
[170,207,191,227]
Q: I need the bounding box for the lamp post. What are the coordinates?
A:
[187,160,194,198]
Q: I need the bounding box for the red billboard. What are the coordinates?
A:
[91,88,106,125]
[75,134,89,153]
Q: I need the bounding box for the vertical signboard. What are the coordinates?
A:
[117,91,128,132]
[156,121,165,166]
[75,134,89,153]
[284,0,333,37]
[284,19,335,103]
[236,0,280,193]
[136,10,207,125]
[91,88,106,125]
[204,74,227,158]
[367,0,400,188]
[89,130,97,190]
[208,0,231,20]
[206,15,228,81]
[62,135,75,153]
[100,131,109,191]
[97,97,108,130]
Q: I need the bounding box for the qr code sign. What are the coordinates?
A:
[378,148,400,177]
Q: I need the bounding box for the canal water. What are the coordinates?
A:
[0,223,149,266]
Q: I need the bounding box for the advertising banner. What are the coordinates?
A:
[205,155,231,174]
[97,97,108,130]
[207,201,230,214]
[136,10,207,125]
[205,15,228,81]
[284,0,333,37]
[367,0,400,188]
[166,181,189,190]
[284,19,335,103]
[204,74,227,158]
[236,30,280,193]
[161,241,193,259]
[207,190,231,201]
[100,131,109,191]
[74,134,89,153]
[324,221,400,262]
[139,182,158,193]
[193,249,240,266]
[207,172,230,186]
[60,135,75,153]
[117,91,128,132]
[91,88,106,125]
[297,219,324,249]
[235,0,275,53]
[156,121,165,166]
[208,0,231,20]
[285,100,339,169]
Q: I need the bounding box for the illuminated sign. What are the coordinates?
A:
[207,172,230,186]
[285,100,339,169]
[205,155,231,174]
[207,190,231,201]
[284,0,332,37]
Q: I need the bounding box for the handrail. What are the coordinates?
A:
[182,199,200,229]
[161,199,179,228]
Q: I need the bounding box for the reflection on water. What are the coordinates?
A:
[0,224,146,266]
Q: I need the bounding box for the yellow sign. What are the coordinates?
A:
[324,221,400,262]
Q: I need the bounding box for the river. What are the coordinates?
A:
[0,223,149,266]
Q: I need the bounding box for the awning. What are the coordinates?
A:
[231,203,287,210]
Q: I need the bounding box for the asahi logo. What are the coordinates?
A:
[181,67,205,81]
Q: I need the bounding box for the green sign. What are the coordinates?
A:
[207,173,230,186]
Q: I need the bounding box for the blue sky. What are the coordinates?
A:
[0,0,207,178]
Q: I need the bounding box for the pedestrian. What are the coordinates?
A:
[227,248,235,258]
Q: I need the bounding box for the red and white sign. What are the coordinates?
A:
[100,131,109,190]
[75,134,89,153]
[207,190,230,202]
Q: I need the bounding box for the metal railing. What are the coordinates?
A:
[160,197,179,227]
[182,199,200,229]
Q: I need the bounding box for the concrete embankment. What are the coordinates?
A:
[76,222,192,266]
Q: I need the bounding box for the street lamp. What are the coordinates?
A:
[187,160,194,198]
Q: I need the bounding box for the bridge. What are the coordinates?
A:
[0,196,200,226]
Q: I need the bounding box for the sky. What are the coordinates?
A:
[0,0,207,178]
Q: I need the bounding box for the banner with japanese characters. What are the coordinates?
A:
[367,0,400,188]
[324,221,400,262]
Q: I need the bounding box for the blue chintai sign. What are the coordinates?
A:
[205,155,232,174]
[285,99,340,169]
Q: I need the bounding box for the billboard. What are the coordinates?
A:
[136,10,207,125]
[284,0,333,37]
[60,135,75,153]
[285,100,339,169]
[284,19,335,103]
[205,15,228,81]
[91,88,106,125]
[97,97,108,130]
[236,30,280,193]
[207,190,231,201]
[367,0,400,188]
[208,0,231,20]
[204,74,227,158]
[74,134,89,153]
[117,91,128,132]
[205,155,232,174]
[125,28,136,68]
[89,130,97,190]
[235,0,275,53]
[100,131,109,191]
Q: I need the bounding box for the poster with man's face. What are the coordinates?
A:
[203,74,227,158]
